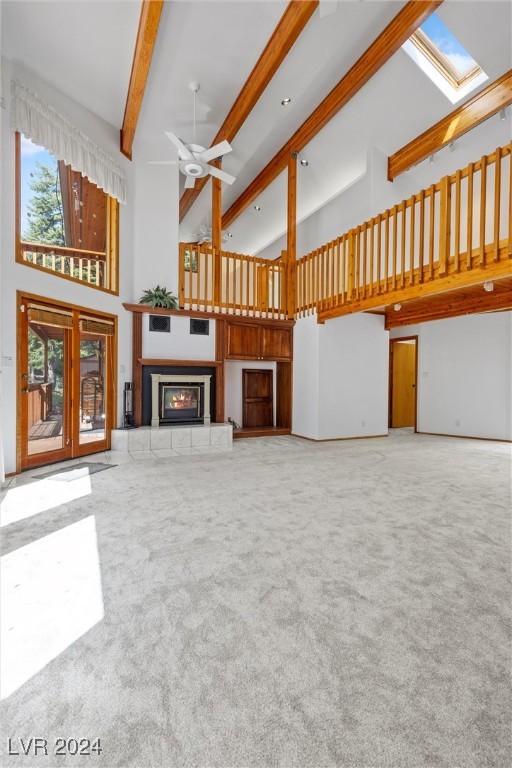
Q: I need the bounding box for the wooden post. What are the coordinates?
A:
[439,176,451,276]
[212,160,222,309]
[287,152,297,318]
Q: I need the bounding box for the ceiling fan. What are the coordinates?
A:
[181,224,231,245]
[149,82,236,189]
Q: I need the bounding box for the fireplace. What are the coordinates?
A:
[161,384,202,423]
[151,374,211,427]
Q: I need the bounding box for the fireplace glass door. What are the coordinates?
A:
[161,385,202,423]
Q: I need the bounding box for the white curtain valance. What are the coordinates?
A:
[11,79,127,205]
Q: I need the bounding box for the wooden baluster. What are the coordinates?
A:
[409,198,415,286]
[342,236,347,303]
[362,225,367,298]
[392,205,398,290]
[376,214,382,295]
[428,185,435,280]
[355,230,361,300]
[493,147,501,262]
[467,163,474,270]
[188,248,193,308]
[196,247,202,309]
[369,221,375,297]
[252,257,257,316]
[232,254,236,313]
[439,176,451,277]
[454,170,461,272]
[418,189,425,284]
[179,244,185,308]
[479,155,487,267]
[228,253,232,310]
[400,201,406,288]
[384,213,389,293]
[509,147,512,258]
[336,238,341,304]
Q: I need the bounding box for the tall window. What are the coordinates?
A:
[16,133,119,293]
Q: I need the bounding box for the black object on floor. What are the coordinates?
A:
[35,462,116,481]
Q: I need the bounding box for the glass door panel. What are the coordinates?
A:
[79,333,106,446]
[27,322,67,458]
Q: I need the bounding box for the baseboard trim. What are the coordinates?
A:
[417,431,512,444]
[291,433,388,443]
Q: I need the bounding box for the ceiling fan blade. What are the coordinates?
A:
[184,175,196,189]
[180,233,200,244]
[165,131,193,160]
[198,140,233,164]
[147,160,179,165]
[208,165,236,185]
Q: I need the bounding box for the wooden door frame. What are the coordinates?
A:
[17,291,117,473]
[242,368,274,428]
[388,335,418,431]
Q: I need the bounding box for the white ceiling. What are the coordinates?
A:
[1,0,141,127]
[2,1,511,256]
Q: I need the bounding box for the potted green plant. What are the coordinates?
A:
[139,285,179,310]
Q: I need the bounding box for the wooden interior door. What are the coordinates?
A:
[243,369,273,427]
[390,340,417,428]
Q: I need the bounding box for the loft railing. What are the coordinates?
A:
[179,242,286,318]
[297,143,512,320]
[20,241,108,288]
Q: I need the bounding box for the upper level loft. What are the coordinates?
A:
[179,140,512,326]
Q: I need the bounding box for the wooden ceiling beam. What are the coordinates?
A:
[222,0,443,229]
[179,0,319,222]
[384,281,512,328]
[388,70,512,180]
[120,0,164,160]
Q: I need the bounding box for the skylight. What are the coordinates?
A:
[403,13,487,103]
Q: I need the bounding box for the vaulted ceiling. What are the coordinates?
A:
[2,1,511,257]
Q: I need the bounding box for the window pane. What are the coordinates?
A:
[79,333,106,445]
[419,15,479,79]
[27,326,65,457]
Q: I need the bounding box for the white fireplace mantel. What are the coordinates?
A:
[151,374,212,428]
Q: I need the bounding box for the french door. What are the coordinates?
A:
[18,293,117,471]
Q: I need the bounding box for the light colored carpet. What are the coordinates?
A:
[1,432,511,767]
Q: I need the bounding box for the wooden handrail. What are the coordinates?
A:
[20,241,107,260]
[296,141,512,320]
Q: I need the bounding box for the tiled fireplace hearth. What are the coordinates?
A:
[111,423,232,452]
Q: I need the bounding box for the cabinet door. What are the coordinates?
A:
[261,326,292,361]
[226,322,261,359]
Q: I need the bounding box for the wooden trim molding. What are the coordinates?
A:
[121,0,164,159]
[138,359,222,367]
[222,0,443,228]
[123,303,296,326]
[179,0,318,221]
[388,69,512,180]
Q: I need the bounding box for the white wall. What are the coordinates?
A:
[224,360,277,427]
[318,313,389,439]
[132,152,180,300]
[0,58,135,474]
[292,312,389,440]
[292,313,320,439]
[391,312,512,441]
[142,315,216,361]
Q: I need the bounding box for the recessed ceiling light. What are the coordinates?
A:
[254,205,261,211]
[300,159,309,167]
[394,303,402,311]
[281,98,291,106]
[483,281,494,292]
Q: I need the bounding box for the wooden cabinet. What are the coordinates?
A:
[224,320,292,361]
[225,322,261,359]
